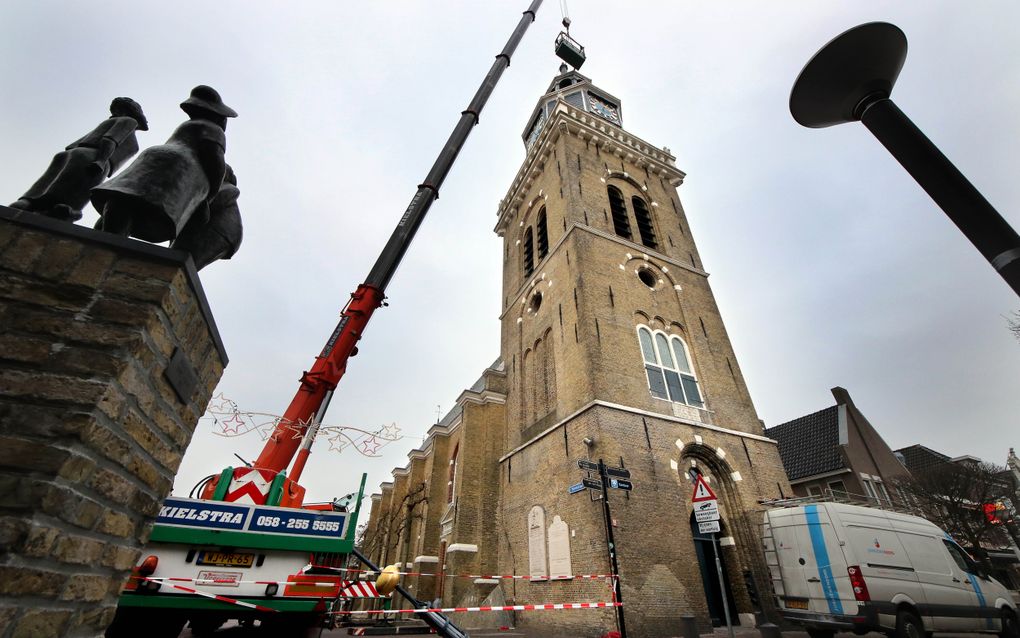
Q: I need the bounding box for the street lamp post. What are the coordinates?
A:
[790,22,1020,297]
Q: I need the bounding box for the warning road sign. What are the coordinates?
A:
[691,475,717,502]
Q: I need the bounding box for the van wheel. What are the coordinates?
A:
[896,610,924,638]
[807,630,835,638]
[1000,609,1019,638]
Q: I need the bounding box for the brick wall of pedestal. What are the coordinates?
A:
[0,207,227,638]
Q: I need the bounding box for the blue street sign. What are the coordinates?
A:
[568,482,586,495]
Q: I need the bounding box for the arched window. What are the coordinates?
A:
[637,326,703,408]
[607,186,631,240]
[447,444,459,504]
[523,227,535,276]
[632,196,657,249]
[536,208,549,259]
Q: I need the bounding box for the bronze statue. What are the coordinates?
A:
[10,97,148,222]
[171,163,242,270]
[92,85,237,242]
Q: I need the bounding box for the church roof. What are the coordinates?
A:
[764,406,844,481]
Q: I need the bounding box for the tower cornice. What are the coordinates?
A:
[495,101,686,236]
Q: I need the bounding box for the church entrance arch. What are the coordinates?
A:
[673,440,747,627]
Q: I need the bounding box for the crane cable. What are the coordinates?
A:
[559,0,571,31]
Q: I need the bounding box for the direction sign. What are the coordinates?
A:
[568,482,585,495]
[577,460,599,472]
[609,478,633,491]
[582,478,603,491]
[691,475,717,502]
[694,500,720,523]
[605,466,631,479]
[698,520,721,534]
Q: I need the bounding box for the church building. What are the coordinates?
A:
[363,65,792,637]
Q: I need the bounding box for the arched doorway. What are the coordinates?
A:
[687,469,739,626]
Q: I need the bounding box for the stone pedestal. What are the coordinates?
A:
[0,207,227,637]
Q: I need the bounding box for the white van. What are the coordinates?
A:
[763,502,1017,638]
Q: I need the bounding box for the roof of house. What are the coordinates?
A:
[894,444,951,475]
[764,405,844,481]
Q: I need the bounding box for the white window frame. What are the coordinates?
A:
[875,479,892,504]
[636,326,704,408]
[861,478,878,500]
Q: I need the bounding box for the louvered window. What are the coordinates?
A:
[523,227,535,276]
[608,186,631,239]
[536,208,549,259]
[632,196,657,249]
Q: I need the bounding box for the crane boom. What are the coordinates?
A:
[204,0,545,506]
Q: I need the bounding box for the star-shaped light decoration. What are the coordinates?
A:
[380,423,401,440]
[327,433,350,452]
[359,435,382,456]
[219,412,246,435]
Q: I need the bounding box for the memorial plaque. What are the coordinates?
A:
[547,515,572,580]
[527,505,548,581]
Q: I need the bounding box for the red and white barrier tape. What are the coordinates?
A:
[144,578,277,613]
[315,567,617,580]
[333,602,622,615]
[135,573,616,586]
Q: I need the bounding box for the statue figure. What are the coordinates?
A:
[92,85,237,242]
[171,163,242,270]
[10,97,148,222]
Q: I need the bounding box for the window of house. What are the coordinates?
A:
[608,186,631,240]
[875,480,892,503]
[523,227,535,276]
[447,444,459,504]
[631,196,657,249]
[861,479,878,500]
[536,208,549,259]
[807,485,823,497]
[827,480,847,496]
[637,326,703,407]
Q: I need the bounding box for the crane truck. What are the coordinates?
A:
[105,2,545,636]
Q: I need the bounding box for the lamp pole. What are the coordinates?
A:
[790,22,1020,296]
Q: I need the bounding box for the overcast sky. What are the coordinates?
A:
[2,2,1017,506]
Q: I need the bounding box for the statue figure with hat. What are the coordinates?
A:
[10,97,148,222]
[92,85,238,244]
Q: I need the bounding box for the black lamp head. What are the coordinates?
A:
[790,22,907,128]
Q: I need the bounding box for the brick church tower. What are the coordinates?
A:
[493,66,792,636]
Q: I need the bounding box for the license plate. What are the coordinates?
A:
[785,598,809,610]
[196,551,254,568]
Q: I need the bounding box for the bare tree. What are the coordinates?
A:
[360,482,429,567]
[894,461,1015,568]
[1009,311,1020,344]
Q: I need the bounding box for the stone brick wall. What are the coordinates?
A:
[0,207,226,637]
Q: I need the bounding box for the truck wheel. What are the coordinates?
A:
[1001,609,1019,638]
[807,630,835,638]
[896,610,924,638]
[187,616,225,636]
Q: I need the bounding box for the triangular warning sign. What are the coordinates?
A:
[691,474,717,502]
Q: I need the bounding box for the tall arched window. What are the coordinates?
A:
[447,444,459,504]
[637,326,703,408]
[523,227,535,276]
[632,196,657,249]
[536,208,549,259]
[607,186,631,240]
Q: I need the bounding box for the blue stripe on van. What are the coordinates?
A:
[805,505,844,614]
[965,573,994,630]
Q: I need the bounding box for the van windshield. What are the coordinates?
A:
[942,540,972,574]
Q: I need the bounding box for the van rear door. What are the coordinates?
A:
[769,505,852,616]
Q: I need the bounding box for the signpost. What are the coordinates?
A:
[572,459,631,638]
[691,474,733,638]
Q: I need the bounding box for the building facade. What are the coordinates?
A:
[365,67,791,637]
[764,387,911,505]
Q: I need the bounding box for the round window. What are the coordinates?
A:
[637,268,657,288]
[529,291,543,312]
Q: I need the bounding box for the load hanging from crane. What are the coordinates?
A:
[554,16,585,69]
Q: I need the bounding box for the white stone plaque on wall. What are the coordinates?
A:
[527,505,548,581]
[547,515,572,580]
